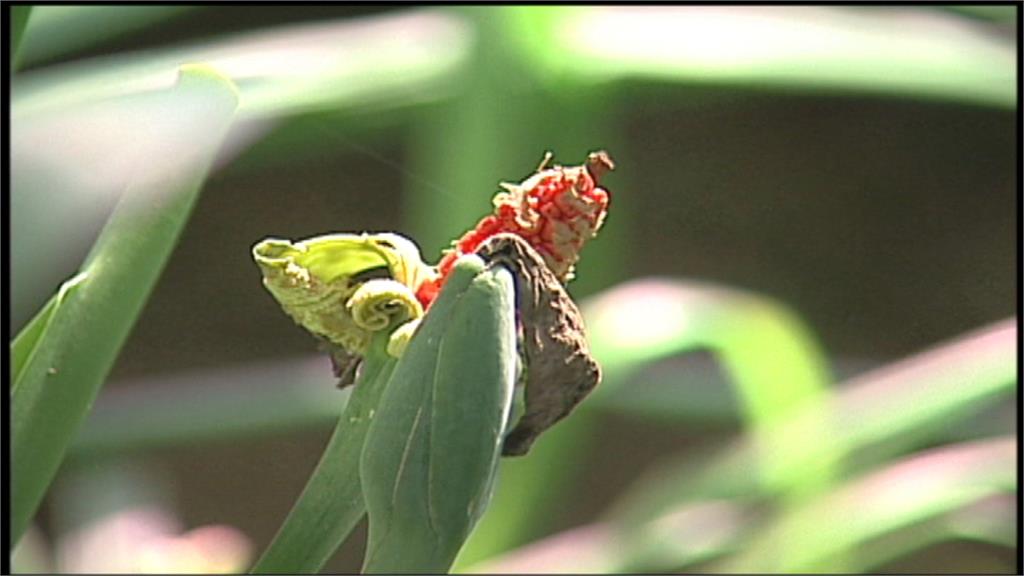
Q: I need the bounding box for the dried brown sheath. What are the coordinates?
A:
[319,339,362,390]
[476,233,602,456]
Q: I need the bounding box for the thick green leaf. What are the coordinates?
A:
[404,8,546,564]
[361,257,517,573]
[10,64,238,547]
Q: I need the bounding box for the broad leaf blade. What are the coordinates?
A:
[10,64,238,547]
[430,264,517,538]
[361,258,517,573]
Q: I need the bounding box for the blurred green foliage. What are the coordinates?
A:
[10,64,238,547]
[10,5,32,69]
[10,5,1017,574]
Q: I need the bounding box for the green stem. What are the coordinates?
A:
[250,344,395,573]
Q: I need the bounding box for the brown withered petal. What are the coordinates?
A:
[475,233,602,456]
[319,339,363,390]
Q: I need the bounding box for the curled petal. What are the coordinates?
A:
[386,318,422,358]
[253,233,435,291]
[347,279,423,333]
[252,233,433,356]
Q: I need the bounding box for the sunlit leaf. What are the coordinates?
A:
[584,279,834,495]
[717,436,1016,572]
[855,494,1016,571]
[525,6,1015,108]
[12,9,470,120]
[603,319,1016,570]
[10,272,87,391]
[478,465,1015,574]
[10,64,238,547]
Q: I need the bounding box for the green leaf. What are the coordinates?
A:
[480,445,1015,574]
[584,279,834,495]
[691,319,1015,500]
[12,9,470,120]
[943,5,1019,23]
[717,436,1016,572]
[526,6,1016,108]
[855,494,1016,571]
[602,319,1016,571]
[10,5,32,70]
[486,335,1014,573]
[361,257,517,573]
[10,64,238,547]
[10,272,87,391]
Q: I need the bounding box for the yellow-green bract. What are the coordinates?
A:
[252,233,437,357]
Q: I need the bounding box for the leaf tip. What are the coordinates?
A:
[176,63,240,107]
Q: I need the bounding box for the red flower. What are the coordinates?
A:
[416,151,614,308]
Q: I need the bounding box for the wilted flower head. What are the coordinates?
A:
[418,151,614,305]
[252,233,434,355]
[252,151,613,360]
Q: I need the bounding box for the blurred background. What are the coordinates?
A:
[10,5,1018,574]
